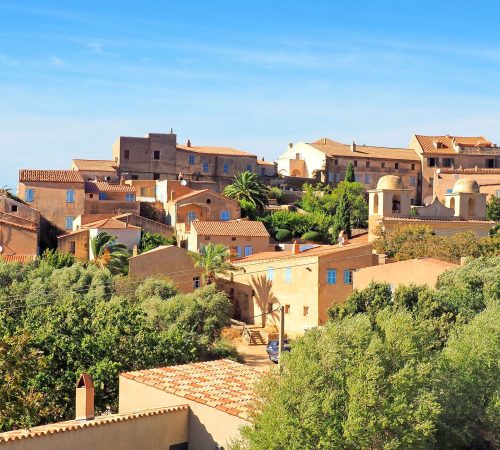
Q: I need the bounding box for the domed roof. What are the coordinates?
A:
[452,178,480,194]
[376,175,403,190]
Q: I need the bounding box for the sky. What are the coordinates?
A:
[1,0,500,190]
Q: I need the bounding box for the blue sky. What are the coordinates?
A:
[1,0,500,189]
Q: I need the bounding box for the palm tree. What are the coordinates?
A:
[223,171,269,210]
[189,243,236,284]
[90,231,131,274]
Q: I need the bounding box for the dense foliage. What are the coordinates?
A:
[189,243,235,282]
[237,257,500,449]
[138,231,175,253]
[0,259,234,431]
[344,161,355,182]
[90,231,131,275]
[331,187,351,238]
[486,195,500,222]
[374,224,500,263]
[239,198,257,220]
[223,171,269,209]
[267,187,285,204]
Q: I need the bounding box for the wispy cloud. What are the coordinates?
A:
[85,42,117,57]
[0,54,19,67]
[49,56,65,67]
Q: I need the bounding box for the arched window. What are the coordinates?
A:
[291,169,300,177]
[449,197,455,211]
[468,197,475,217]
[373,193,379,214]
[392,195,401,214]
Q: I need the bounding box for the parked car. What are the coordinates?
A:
[266,339,291,363]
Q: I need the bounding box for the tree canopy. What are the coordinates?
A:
[189,243,235,283]
[223,171,269,209]
[344,161,355,182]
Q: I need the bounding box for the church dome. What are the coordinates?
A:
[376,175,403,190]
[452,178,480,194]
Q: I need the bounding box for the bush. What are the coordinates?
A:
[302,231,323,243]
[268,187,285,204]
[240,198,257,220]
[275,229,292,242]
[134,277,179,302]
[139,231,175,253]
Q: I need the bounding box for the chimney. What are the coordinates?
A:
[186,139,191,148]
[120,176,125,185]
[75,374,94,420]
[323,137,327,144]
[351,141,356,152]
[291,240,300,255]
[170,127,173,134]
[132,244,138,257]
[288,143,293,149]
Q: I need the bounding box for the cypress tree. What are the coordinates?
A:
[333,188,352,239]
[345,161,355,182]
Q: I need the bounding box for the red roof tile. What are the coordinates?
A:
[73,159,118,172]
[121,359,261,420]
[82,217,141,230]
[0,406,188,443]
[414,135,495,155]
[191,220,270,237]
[177,144,255,157]
[85,182,136,193]
[0,217,37,232]
[0,254,37,264]
[19,170,85,183]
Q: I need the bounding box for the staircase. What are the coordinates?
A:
[244,328,266,346]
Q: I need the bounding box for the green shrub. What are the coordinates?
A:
[268,187,285,204]
[240,198,257,220]
[134,277,179,302]
[302,231,323,243]
[275,229,292,242]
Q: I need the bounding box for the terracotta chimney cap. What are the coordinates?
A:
[291,240,300,255]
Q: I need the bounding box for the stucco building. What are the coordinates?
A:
[178,219,271,255]
[432,167,500,200]
[218,239,375,337]
[367,175,494,242]
[71,159,119,182]
[277,138,422,203]
[409,134,500,204]
[353,257,458,290]
[129,245,204,293]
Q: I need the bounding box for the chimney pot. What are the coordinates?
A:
[187,139,191,147]
[291,240,300,255]
[351,141,356,152]
[323,137,326,144]
[75,374,94,420]
[288,143,293,149]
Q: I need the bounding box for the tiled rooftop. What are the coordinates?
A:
[309,138,420,161]
[0,406,188,443]
[414,135,495,155]
[121,359,261,420]
[0,217,37,232]
[191,220,270,237]
[82,217,141,230]
[85,182,136,194]
[73,159,118,172]
[19,170,85,183]
[0,254,36,264]
[177,144,255,157]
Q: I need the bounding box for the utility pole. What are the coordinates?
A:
[278,305,285,366]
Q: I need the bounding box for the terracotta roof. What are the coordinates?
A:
[121,359,261,420]
[73,159,118,172]
[0,406,188,443]
[82,217,141,230]
[0,254,36,264]
[85,182,136,193]
[413,135,495,155]
[172,189,238,206]
[309,138,420,161]
[177,144,255,157]
[0,216,37,232]
[191,220,270,237]
[19,170,84,183]
[235,240,371,263]
[257,159,275,166]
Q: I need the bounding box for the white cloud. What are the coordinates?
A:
[50,56,65,66]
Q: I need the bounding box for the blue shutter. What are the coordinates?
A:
[236,246,242,258]
[267,268,274,281]
[25,189,34,202]
[203,163,209,173]
[189,155,195,165]
[327,269,337,285]
[244,246,253,257]
[344,270,352,285]
[66,190,75,203]
[65,216,74,230]
[223,163,229,174]
[285,267,292,283]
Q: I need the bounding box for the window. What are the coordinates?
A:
[284,304,290,314]
[381,162,385,169]
[153,173,160,180]
[69,241,76,254]
[66,190,75,203]
[99,192,107,200]
[334,159,338,166]
[187,211,196,223]
[446,188,453,194]
[326,269,337,285]
[394,163,399,169]
[328,172,334,182]
[65,216,74,230]
[131,174,138,180]
[235,246,242,258]
[125,193,134,201]
[353,160,358,168]
[428,157,438,167]
[244,246,253,257]
[124,149,130,159]
[410,198,414,205]
[267,267,275,281]
[140,187,148,196]
[364,174,371,184]
[366,161,370,168]
[11,204,18,212]
[335,173,342,182]
[189,155,195,165]
[220,210,230,221]
[486,159,495,168]
[223,163,229,174]
[202,162,209,173]
[354,174,361,182]
[409,176,416,186]
[344,269,353,285]
[303,306,309,317]
[442,158,453,168]
[25,189,34,202]
[206,198,211,204]
[261,167,265,176]
[231,236,237,241]
[193,276,200,288]
[246,165,253,172]
[411,163,415,170]
[284,267,292,283]
[153,150,160,160]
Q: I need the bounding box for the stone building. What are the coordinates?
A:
[409,134,500,204]
[367,175,494,242]
[276,138,422,203]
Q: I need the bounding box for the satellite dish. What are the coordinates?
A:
[104,176,111,181]
[180,179,188,186]
[0,245,3,254]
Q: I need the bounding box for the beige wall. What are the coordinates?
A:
[83,199,140,216]
[88,227,140,259]
[1,408,188,450]
[119,376,248,450]
[18,181,85,230]
[0,221,38,257]
[354,258,458,290]
[187,231,269,255]
[58,230,90,260]
[0,196,40,224]
[129,246,204,293]
[433,170,500,200]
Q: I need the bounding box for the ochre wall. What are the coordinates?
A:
[57,230,89,260]
[0,222,38,256]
